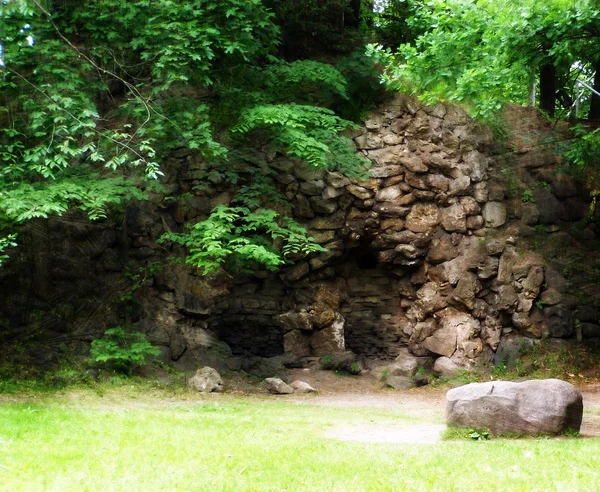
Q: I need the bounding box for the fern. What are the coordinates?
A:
[264,60,349,104]
[90,326,160,373]
[159,204,325,274]
[0,173,145,222]
[233,104,367,172]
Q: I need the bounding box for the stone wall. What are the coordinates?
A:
[254,96,600,371]
[2,94,599,374]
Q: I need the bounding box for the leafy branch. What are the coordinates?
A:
[159,205,325,274]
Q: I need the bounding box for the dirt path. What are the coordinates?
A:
[2,371,599,443]
[285,369,600,442]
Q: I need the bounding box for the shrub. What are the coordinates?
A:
[90,326,160,374]
[319,354,334,370]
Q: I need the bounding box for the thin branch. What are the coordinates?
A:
[29,0,160,140]
[8,67,149,164]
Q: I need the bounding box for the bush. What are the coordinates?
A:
[90,326,160,374]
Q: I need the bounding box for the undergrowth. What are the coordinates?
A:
[430,339,600,389]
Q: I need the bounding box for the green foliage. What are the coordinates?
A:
[521,189,535,203]
[501,166,520,198]
[0,0,377,274]
[264,60,349,104]
[234,104,356,167]
[562,125,600,171]
[371,0,600,119]
[469,429,491,441]
[160,205,326,274]
[319,354,334,370]
[89,326,159,373]
[0,234,17,267]
[0,173,145,222]
[335,50,386,120]
[264,0,362,58]
[560,124,600,216]
[561,427,581,438]
[368,0,424,49]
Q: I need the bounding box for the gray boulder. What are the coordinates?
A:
[290,380,317,393]
[310,313,345,356]
[386,347,432,377]
[264,377,294,394]
[482,201,507,228]
[188,366,223,393]
[433,356,463,378]
[446,379,583,435]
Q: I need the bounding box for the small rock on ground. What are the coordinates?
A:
[265,377,294,394]
[290,380,317,393]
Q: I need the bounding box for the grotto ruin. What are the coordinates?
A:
[2,94,600,379]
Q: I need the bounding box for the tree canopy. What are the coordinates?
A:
[372,0,600,119]
[0,0,380,271]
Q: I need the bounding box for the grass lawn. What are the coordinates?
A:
[1,389,599,492]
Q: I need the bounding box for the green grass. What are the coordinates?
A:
[1,390,600,491]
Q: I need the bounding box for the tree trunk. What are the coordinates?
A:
[589,59,600,120]
[539,62,557,117]
[347,0,373,29]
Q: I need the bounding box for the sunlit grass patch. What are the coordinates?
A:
[1,390,599,491]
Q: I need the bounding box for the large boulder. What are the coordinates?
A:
[446,379,583,435]
[188,366,223,393]
[384,375,414,390]
[386,347,432,377]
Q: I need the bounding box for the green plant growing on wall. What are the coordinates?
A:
[500,167,520,198]
[160,205,326,274]
[0,234,17,267]
[521,189,535,203]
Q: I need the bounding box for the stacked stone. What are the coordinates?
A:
[269,94,578,370]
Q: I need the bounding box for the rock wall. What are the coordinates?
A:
[2,94,599,374]
[230,96,600,371]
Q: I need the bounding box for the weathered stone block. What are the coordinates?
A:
[310,313,345,356]
[446,380,583,435]
[405,203,440,233]
[265,377,294,394]
[482,201,507,228]
[283,330,311,357]
[440,203,467,233]
[188,367,223,393]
